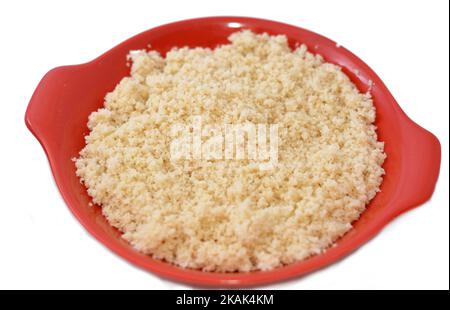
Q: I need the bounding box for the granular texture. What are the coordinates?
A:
[75,31,386,272]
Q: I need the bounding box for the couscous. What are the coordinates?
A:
[75,31,386,272]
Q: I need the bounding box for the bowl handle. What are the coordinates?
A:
[395,116,441,213]
[25,66,73,149]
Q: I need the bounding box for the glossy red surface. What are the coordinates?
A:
[25,17,441,287]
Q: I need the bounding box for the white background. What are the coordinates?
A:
[0,0,448,290]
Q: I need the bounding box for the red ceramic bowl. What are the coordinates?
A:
[25,16,441,287]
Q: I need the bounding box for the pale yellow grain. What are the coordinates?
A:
[76,30,386,272]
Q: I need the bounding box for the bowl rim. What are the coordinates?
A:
[25,16,442,287]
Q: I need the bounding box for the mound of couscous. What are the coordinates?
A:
[75,31,386,272]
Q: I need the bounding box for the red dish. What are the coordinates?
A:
[25,16,441,287]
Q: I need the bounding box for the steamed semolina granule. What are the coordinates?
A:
[75,31,386,272]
